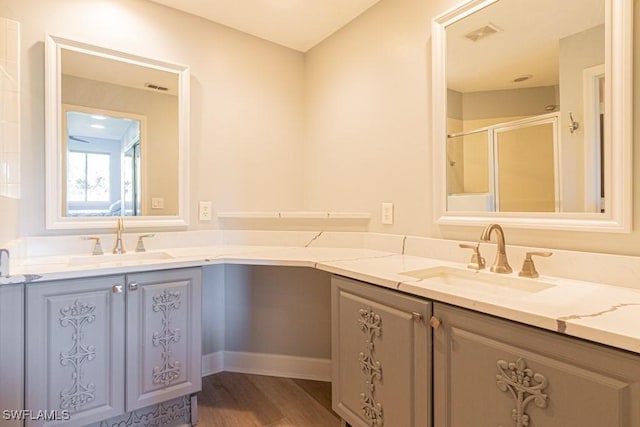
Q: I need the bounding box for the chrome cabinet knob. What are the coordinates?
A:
[128,283,139,291]
[112,285,123,294]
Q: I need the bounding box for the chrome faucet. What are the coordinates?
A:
[479,224,512,273]
[113,218,126,254]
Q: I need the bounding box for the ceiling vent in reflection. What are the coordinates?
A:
[464,23,502,42]
[144,82,169,92]
[513,74,533,83]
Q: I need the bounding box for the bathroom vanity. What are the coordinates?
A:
[331,275,640,427]
[2,231,640,427]
[13,267,201,427]
[0,0,636,425]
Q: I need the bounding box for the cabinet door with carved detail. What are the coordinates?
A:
[433,302,640,427]
[25,275,126,427]
[125,268,202,411]
[331,275,431,427]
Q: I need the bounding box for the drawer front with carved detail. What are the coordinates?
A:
[125,268,202,411]
[433,302,640,427]
[331,275,431,427]
[26,275,126,427]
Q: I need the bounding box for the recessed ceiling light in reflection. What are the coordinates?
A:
[90,124,105,129]
[91,115,107,120]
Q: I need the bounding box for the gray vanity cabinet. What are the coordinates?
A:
[331,275,431,427]
[25,275,126,427]
[433,302,640,427]
[25,267,202,427]
[0,284,25,427]
[125,268,202,411]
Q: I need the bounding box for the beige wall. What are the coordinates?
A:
[2,0,306,236]
[461,86,558,120]
[304,0,640,256]
[559,25,605,212]
[3,0,640,256]
[224,265,332,358]
[304,0,434,236]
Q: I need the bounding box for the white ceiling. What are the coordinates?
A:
[446,0,604,93]
[147,0,381,52]
[67,111,138,141]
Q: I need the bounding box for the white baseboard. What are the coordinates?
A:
[201,351,225,376]
[202,351,331,382]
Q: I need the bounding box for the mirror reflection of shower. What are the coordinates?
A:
[65,108,143,217]
[446,113,560,213]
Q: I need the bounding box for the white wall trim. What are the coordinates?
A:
[201,351,225,377]
[202,351,331,382]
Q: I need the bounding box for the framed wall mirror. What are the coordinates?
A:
[45,35,190,230]
[432,0,632,232]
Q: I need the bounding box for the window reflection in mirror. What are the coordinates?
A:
[445,0,604,214]
[64,109,143,217]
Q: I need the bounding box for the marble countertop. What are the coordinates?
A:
[5,243,640,355]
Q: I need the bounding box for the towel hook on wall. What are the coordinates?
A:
[568,112,580,133]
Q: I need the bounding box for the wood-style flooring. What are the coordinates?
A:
[197,372,342,427]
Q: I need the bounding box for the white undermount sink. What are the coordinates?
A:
[400,266,555,297]
[68,251,174,266]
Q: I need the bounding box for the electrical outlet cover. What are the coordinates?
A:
[381,202,394,225]
[199,201,212,221]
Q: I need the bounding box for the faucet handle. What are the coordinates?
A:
[0,248,9,277]
[135,234,155,252]
[459,243,486,270]
[519,251,552,278]
[83,236,104,256]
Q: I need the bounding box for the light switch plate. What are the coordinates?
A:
[381,202,394,225]
[199,201,212,221]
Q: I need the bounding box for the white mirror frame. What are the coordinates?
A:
[432,0,633,232]
[45,35,190,230]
